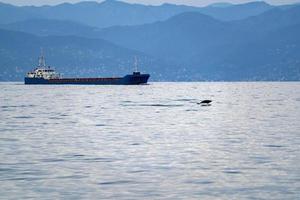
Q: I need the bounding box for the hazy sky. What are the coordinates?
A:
[2,0,300,6]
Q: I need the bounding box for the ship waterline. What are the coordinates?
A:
[24,73,150,85]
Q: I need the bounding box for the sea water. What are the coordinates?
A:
[0,82,299,199]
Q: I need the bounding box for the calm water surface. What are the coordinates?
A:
[0,82,300,199]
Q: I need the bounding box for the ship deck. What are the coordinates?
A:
[48,77,122,83]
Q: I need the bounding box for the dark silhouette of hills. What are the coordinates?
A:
[94,6,300,80]
[0,2,38,23]
[199,1,273,21]
[0,0,275,27]
[0,1,299,81]
[0,28,164,81]
[0,18,99,37]
[233,6,300,32]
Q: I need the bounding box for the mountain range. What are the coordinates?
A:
[0,28,169,81]
[0,0,299,81]
[0,1,275,27]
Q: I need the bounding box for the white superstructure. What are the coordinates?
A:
[26,49,61,80]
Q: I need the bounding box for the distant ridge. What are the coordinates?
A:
[208,2,233,7]
[0,1,300,81]
[96,5,300,80]
[0,18,99,37]
[0,0,275,27]
[0,28,164,81]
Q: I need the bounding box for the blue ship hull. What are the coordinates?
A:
[25,73,150,85]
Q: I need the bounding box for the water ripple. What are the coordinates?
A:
[0,82,299,199]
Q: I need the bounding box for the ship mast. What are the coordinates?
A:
[38,48,46,68]
[134,56,138,72]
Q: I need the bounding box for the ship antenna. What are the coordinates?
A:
[134,56,138,72]
[38,48,46,68]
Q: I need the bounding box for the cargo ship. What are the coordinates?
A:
[24,51,150,85]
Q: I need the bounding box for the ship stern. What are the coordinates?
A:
[122,73,150,85]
